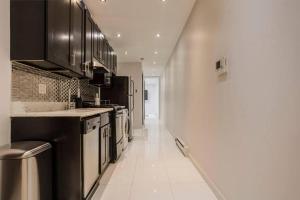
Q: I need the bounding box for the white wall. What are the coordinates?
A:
[0,0,11,146]
[162,0,300,200]
[118,62,143,129]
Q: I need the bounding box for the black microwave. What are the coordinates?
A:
[90,71,112,87]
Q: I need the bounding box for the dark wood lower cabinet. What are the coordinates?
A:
[11,117,82,200]
[101,124,111,173]
[11,113,111,200]
[11,113,112,200]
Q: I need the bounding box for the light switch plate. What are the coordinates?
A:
[38,84,47,94]
[216,57,228,76]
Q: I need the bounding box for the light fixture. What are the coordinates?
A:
[154,51,158,55]
[116,33,121,38]
[124,51,128,55]
[156,33,160,38]
[100,0,107,3]
[153,61,156,65]
[161,0,166,2]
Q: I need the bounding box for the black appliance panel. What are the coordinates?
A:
[101,76,130,110]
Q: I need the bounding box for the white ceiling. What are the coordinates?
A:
[84,0,195,76]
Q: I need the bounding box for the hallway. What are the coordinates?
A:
[93,120,217,200]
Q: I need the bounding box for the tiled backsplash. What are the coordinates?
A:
[12,63,99,102]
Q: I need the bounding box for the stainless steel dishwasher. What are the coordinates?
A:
[82,116,100,199]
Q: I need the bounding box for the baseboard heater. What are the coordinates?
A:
[175,138,189,157]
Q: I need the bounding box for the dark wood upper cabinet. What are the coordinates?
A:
[70,0,85,76]
[83,9,94,79]
[10,0,80,77]
[93,23,102,63]
[99,31,105,63]
[102,40,108,67]
[108,46,117,75]
[11,0,117,78]
[47,0,70,68]
[107,45,111,71]
[113,53,117,75]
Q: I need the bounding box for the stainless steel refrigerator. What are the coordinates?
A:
[100,76,135,141]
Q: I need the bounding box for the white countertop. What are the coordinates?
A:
[11,108,113,118]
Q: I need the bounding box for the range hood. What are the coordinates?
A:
[92,58,110,73]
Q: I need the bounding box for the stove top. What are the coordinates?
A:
[82,102,125,111]
[100,104,125,110]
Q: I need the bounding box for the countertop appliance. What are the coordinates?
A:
[82,116,100,199]
[101,76,135,141]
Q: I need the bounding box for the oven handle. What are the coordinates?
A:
[125,116,130,136]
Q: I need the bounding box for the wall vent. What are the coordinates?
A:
[175,138,189,157]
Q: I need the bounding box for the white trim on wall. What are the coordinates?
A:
[189,153,227,200]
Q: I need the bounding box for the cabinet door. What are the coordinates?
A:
[112,54,117,75]
[99,32,104,64]
[98,28,103,63]
[102,40,108,67]
[92,23,99,62]
[108,46,112,71]
[47,0,71,68]
[106,125,111,163]
[100,127,106,172]
[70,0,84,75]
[84,10,94,79]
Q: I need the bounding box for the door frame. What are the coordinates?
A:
[144,76,160,120]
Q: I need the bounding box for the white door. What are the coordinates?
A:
[144,77,160,119]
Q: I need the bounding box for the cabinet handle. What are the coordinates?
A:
[81,62,88,72]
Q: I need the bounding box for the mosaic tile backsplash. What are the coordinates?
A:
[12,63,99,102]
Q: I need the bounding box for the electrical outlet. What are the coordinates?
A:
[38,84,47,94]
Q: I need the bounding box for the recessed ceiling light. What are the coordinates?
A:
[156,33,160,38]
[153,61,156,65]
[161,0,166,2]
[100,0,107,3]
[154,51,158,55]
[116,33,121,38]
[124,51,128,55]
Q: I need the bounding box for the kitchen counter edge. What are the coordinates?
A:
[11,108,114,118]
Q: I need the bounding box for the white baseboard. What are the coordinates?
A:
[188,154,227,200]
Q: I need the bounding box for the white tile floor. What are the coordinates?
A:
[93,120,217,200]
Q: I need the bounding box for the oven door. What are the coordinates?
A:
[115,112,124,159]
[115,112,123,143]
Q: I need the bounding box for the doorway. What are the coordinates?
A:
[144,77,160,119]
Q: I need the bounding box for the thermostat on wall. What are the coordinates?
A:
[216,57,228,76]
